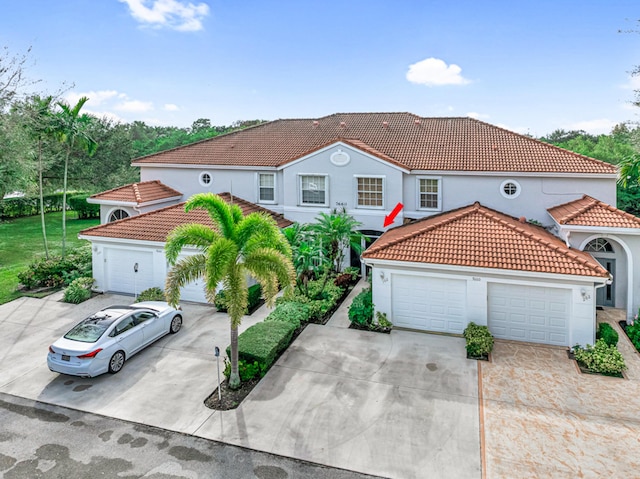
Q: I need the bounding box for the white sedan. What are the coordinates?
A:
[47,301,182,378]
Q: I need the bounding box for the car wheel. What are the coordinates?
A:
[108,351,125,374]
[170,315,182,334]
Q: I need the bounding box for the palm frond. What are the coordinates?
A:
[204,237,238,292]
[165,253,207,306]
[185,193,236,239]
[165,223,219,264]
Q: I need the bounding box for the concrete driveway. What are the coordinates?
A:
[0,291,481,479]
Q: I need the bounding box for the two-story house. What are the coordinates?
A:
[80,112,640,347]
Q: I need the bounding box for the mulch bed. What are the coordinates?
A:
[466,352,490,361]
[348,323,392,334]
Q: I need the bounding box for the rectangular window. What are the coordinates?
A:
[356,176,384,208]
[418,178,441,210]
[300,175,327,205]
[258,173,275,203]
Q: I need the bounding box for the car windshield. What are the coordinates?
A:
[64,310,124,343]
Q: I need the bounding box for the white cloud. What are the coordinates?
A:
[466,111,490,120]
[164,103,179,111]
[114,99,154,112]
[406,58,471,86]
[119,0,210,32]
[64,90,123,107]
[621,75,640,90]
[565,119,617,134]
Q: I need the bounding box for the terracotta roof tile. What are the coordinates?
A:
[362,202,609,278]
[90,180,182,204]
[131,113,616,174]
[80,193,292,242]
[548,195,640,228]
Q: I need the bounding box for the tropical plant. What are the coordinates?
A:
[164,193,295,390]
[573,339,627,376]
[617,153,640,188]
[52,96,97,258]
[463,322,494,358]
[283,222,328,295]
[312,209,365,274]
[135,287,166,302]
[348,288,374,327]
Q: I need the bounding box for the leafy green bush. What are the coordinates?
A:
[0,192,66,219]
[277,279,345,321]
[215,284,262,313]
[18,246,92,289]
[376,311,393,328]
[135,287,166,302]
[348,288,373,327]
[596,322,619,347]
[574,339,626,375]
[223,358,268,382]
[265,301,310,329]
[67,195,100,219]
[226,321,296,369]
[625,320,640,351]
[463,322,494,358]
[342,266,360,281]
[62,277,94,304]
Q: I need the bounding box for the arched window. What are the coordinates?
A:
[108,209,130,223]
[584,238,614,253]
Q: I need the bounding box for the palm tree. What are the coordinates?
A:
[618,153,640,188]
[312,209,365,274]
[165,193,295,390]
[283,222,328,296]
[53,97,97,258]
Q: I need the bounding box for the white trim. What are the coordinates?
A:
[416,176,442,212]
[362,257,609,284]
[106,207,131,223]
[578,233,634,318]
[88,196,182,207]
[330,149,351,166]
[256,172,277,204]
[500,179,521,199]
[132,163,278,171]
[199,171,213,187]
[278,142,410,173]
[556,223,640,236]
[79,236,166,248]
[410,170,617,179]
[354,175,385,210]
[298,173,329,207]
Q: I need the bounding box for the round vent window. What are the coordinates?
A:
[330,150,351,166]
[500,180,521,199]
[199,171,212,187]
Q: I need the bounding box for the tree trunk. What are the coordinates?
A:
[38,138,49,259]
[228,324,241,390]
[61,139,73,259]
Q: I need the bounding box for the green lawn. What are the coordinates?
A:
[0,212,99,304]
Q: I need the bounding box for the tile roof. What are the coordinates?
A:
[90,180,182,204]
[80,193,293,243]
[131,113,616,174]
[362,202,609,278]
[548,195,640,228]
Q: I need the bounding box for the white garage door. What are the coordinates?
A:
[180,278,208,303]
[391,274,467,333]
[105,248,156,295]
[488,283,570,346]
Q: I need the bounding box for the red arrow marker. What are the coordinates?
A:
[383,202,404,227]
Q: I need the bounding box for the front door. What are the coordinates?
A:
[596,258,615,307]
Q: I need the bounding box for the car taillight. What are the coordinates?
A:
[48,346,55,354]
[78,349,102,359]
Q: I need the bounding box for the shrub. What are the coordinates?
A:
[215,284,262,313]
[67,195,100,219]
[18,246,92,289]
[135,287,166,302]
[334,273,353,288]
[375,311,393,328]
[223,358,268,382]
[277,279,345,321]
[63,277,94,304]
[625,320,640,351]
[348,288,373,327]
[463,322,494,358]
[596,322,619,347]
[265,302,310,329]
[342,266,360,281]
[226,321,296,369]
[574,339,627,375]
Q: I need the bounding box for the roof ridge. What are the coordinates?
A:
[132,183,142,203]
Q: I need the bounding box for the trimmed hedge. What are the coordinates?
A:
[265,301,310,329]
[277,280,344,321]
[596,322,619,347]
[67,195,100,219]
[0,192,88,220]
[215,283,262,314]
[226,320,296,369]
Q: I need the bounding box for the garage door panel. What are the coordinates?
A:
[488,284,570,346]
[106,249,155,295]
[391,274,467,334]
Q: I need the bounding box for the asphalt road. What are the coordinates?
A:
[0,392,382,479]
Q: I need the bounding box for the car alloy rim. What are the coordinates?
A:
[171,316,182,332]
[111,353,124,371]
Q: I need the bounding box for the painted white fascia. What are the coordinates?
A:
[276,141,410,174]
[79,235,166,248]
[361,257,610,284]
[409,170,617,179]
[132,163,278,171]
[556,224,640,236]
[87,196,182,208]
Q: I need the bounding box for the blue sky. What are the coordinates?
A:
[2,0,639,136]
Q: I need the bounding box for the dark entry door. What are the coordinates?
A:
[596,258,615,307]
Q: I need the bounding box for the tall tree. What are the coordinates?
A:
[164,193,295,390]
[52,97,97,258]
[312,209,365,274]
[0,45,37,109]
